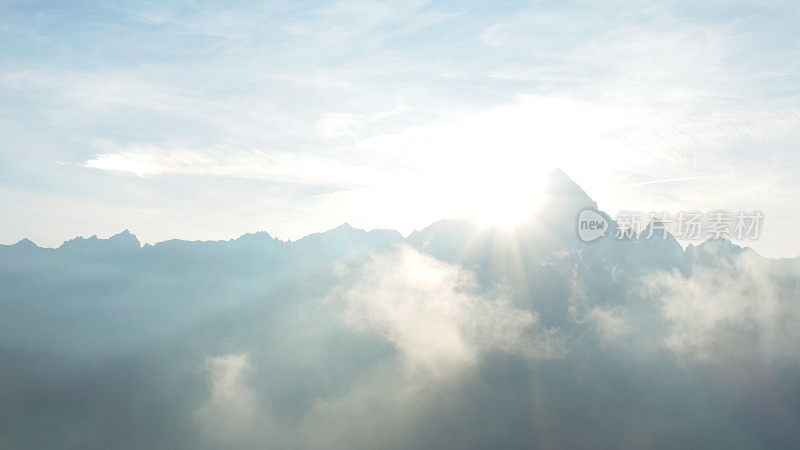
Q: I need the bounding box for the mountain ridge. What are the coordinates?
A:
[0,170,779,260]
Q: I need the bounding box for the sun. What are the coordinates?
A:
[469,177,546,230]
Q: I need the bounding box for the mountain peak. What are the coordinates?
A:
[697,237,745,255]
[59,230,140,253]
[544,168,593,202]
[536,169,598,222]
[236,231,274,241]
[232,231,282,250]
[109,230,141,247]
[12,238,38,248]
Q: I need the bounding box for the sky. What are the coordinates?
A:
[1,0,799,257]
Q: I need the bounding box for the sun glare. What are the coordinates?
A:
[469,176,546,229]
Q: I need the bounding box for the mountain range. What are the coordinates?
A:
[1,170,798,449]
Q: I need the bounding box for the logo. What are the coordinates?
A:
[576,209,763,243]
[577,208,608,242]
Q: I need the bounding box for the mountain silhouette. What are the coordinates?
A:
[0,170,767,272]
[1,169,798,449]
[0,168,778,349]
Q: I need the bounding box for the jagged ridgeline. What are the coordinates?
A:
[1,171,799,449]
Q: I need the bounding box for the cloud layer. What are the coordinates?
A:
[2,220,799,448]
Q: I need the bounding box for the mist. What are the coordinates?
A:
[2,173,799,449]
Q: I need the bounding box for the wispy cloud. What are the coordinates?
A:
[84,145,384,186]
[2,0,800,255]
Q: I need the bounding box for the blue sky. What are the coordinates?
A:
[1,0,799,256]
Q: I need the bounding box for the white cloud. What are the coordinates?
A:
[479,25,506,46]
[646,251,800,365]
[84,145,383,185]
[316,105,409,139]
[333,246,564,374]
[196,353,276,447]
[5,0,800,257]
